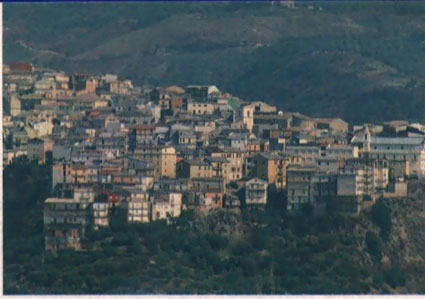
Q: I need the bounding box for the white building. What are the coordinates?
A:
[285,144,358,167]
[245,178,268,205]
[93,196,109,228]
[122,187,151,223]
[351,127,425,177]
[151,192,182,221]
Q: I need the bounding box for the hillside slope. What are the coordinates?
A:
[5,2,425,123]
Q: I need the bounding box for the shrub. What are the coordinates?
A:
[371,199,392,241]
[384,266,406,288]
[365,231,382,261]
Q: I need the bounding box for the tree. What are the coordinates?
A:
[371,199,392,241]
[365,231,382,261]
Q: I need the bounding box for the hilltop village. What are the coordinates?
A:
[3,63,422,252]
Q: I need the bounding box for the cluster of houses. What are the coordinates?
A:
[4,63,421,251]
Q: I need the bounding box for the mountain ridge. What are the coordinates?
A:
[5,2,425,123]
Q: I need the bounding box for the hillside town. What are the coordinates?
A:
[3,62,421,252]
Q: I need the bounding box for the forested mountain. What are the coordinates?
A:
[5,2,425,123]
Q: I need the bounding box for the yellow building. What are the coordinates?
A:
[177,159,213,179]
[134,146,176,180]
[253,152,301,189]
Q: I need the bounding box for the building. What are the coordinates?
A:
[151,192,182,221]
[245,178,268,205]
[27,138,54,164]
[177,159,213,179]
[285,144,358,167]
[43,189,93,251]
[187,102,215,115]
[93,194,109,228]
[121,187,151,223]
[286,165,316,211]
[134,146,177,180]
[351,127,425,177]
[253,152,301,189]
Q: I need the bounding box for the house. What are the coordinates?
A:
[245,178,268,205]
[27,137,54,164]
[314,118,348,134]
[205,156,230,182]
[43,190,93,251]
[186,85,219,100]
[134,146,177,180]
[187,102,215,115]
[191,177,225,209]
[121,187,151,223]
[151,192,182,221]
[177,159,213,179]
[253,152,301,189]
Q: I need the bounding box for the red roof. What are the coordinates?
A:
[9,62,34,73]
[131,125,156,130]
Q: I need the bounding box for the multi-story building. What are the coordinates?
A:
[352,127,425,177]
[43,188,94,251]
[134,146,177,180]
[286,165,316,211]
[121,187,151,223]
[187,102,215,115]
[245,178,268,205]
[27,137,54,164]
[151,192,182,221]
[177,159,213,179]
[253,152,301,189]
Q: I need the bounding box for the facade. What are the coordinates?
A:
[27,138,53,164]
[253,152,301,189]
[134,146,177,180]
[43,192,93,251]
[352,127,425,177]
[187,102,215,115]
[93,195,109,228]
[286,165,316,211]
[151,193,182,221]
[245,178,268,205]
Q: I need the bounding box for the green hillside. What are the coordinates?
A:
[5,158,425,294]
[5,2,425,123]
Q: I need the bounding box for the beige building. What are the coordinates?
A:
[253,152,301,189]
[242,101,277,132]
[188,102,215,115]
[151,192,182,221]
[177,159,213,179]
[210,148,245,181]
[134,146,177,180]
[122,187,151,223]
[10,95,21,116]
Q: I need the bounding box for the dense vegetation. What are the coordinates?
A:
[6,2,425,123]
[3,158,415,294]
